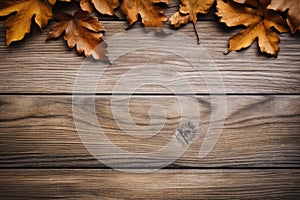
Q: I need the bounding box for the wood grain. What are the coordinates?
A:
[0,95,299,168]
[1,1,300,197]
[0,169,299,199]
[0,1,299,198]
[53,0,218,21]
[0,21,299,94]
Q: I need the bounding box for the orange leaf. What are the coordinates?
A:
[121,0,169,30]
[0,0,53,45]
[169,0,215,43]
[268,0,300,34]
[48,0,71,5]
[232,0,259,7]
[79,0,120,15]
[48,11,108,61]
[216,0,288,57]
[170,0,215,25]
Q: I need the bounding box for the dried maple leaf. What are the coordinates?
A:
[120,0,169,30]
[232,0,258,6]
[0,0,53,45]
[79,0,120,15]
[48,10,108,61]
[268,0,300,34]
[48,0,71,5]
[216,0,288,56]
[169,0,215,44]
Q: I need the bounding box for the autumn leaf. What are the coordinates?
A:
[216,0,288,56]
[267,0,300,34]
[169,0,215,43]
[79,0,120,15]
[48,0,71,5]
[232,0,258,6]
[121,0,169,30]
[48,10,108,61]
[0,0,53,45]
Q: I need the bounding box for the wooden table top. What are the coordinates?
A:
[0,1,299,199]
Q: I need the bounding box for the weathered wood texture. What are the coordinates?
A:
[0,21,299,94]
[1,1,299,198]
[0,95,299,168]
[54,0,218,21]
[0,169,299,199]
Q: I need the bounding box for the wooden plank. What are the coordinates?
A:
[0,21,299,94]
[53,0,218,21]
[0,169,299,199]
[0,95,299,168]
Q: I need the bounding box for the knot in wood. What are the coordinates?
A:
[175,121,198,145]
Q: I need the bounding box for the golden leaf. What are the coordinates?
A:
[79,0,120,15]
[268,0,300,34]
[216,0,288,56]
[0,0,53,45]
[232,0,259,7]
[120,0,169,30]
[48,0,71,5]
[169,0,215,43]
[47,11,108,61]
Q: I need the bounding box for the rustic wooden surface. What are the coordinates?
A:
[1,21,300,94]
[0,0,299,199]
[0,95,299,168]
[0,169,299,199]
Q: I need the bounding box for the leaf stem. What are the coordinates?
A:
[192,22,200,44]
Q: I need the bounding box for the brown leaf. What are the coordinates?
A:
[79,0,120,15]
[216,0,288,56]
[232,0,259,7]
[169,0,215,43]
[0,0,53,45]
[121,0,169,30]
[48,11,108,61]
[48,0,71,5]
[268,0,300,34]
